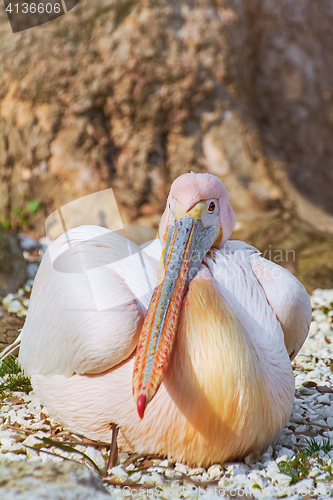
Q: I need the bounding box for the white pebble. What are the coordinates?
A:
[83,446,105,470]
[22,435,45,450]
[0,437,16,448]
[139,473,159,485]
[118,452,129,464]
[308,466,322,478]
[274,473,292,487]
[265,461,279,480]
[165,469,181,478]
[109,465,128,480]
[174,462,189,474]
[2,293,14,306]
[0,452,27,462]
[296,424,309,433]
[208,464,222,479]
[128,471,141,482]
[261,445,273,462]
[317,393,331,405]
[276,447,294,460]
[7,300,22,313]
[158,459,171,467]
[290,413,304,423]
[187,467,205,475]
[228,463,250,476]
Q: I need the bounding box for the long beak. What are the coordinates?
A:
[132,216,220,418]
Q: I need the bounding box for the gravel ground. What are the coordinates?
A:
[0,287,333,499]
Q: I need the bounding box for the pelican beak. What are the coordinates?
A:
[132,207,220,418]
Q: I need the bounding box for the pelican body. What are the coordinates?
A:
[11,173,311,466]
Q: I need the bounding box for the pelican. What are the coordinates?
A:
[2,173,311,467]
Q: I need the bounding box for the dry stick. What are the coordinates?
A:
[122,453,143,468]
[107,423,119,470]
[124,452,160,465]
[4,424,111,448]
[306,420,333,431]
[64,429,111,447]
[4,424,36,435]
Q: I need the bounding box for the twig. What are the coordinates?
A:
[107,423,119,470]
[122,453,144,468]
[305,420,333,431]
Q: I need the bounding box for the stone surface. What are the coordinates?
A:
[228,0,333,218]
[0,230,26,297]
[0,307,24,352]
[0,460,111,499]
[0,288,333,497]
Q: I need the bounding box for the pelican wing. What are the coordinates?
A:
[250,250,312,359]
[204,240,311,360]
[19,226,161,377]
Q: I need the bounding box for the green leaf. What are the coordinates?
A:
[13,208,24,216]
[1,220,12,229]
[305,437,333,456]
[278,450,309,484]
[0,354,32,395]
[27,199,41,214]
[0,355,21,377]
[127,467,150,476]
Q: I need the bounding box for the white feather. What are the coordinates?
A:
[19,226,159,377]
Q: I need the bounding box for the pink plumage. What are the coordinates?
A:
[159,172,236,246]
[8,172,311,466]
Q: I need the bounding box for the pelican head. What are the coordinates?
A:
[132,173,236,418]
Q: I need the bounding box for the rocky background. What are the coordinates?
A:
[0,0,333,297]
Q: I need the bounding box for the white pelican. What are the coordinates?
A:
[2,173,311,466]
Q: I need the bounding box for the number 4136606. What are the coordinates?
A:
[6,3,61,14]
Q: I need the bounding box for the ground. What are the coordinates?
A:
[0,287,333,499]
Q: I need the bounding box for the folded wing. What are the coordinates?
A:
[205,240,311,359]
[19,226,161,377]
[250,252,312,360]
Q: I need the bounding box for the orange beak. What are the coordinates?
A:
[132,215,220,418]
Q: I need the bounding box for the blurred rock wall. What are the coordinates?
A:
[1,0,238,229]
[0,0,332,290]
[227,0,333,230]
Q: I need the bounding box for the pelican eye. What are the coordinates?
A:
[208,201,216,213]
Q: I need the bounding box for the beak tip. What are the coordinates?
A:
[137,394,147,419]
